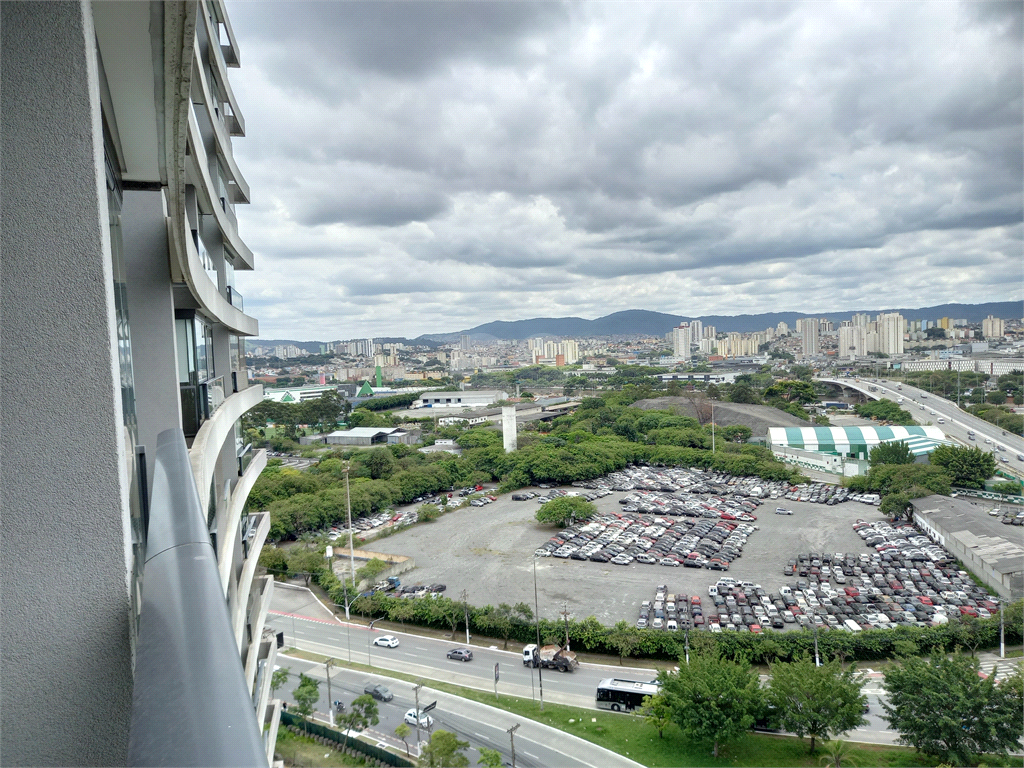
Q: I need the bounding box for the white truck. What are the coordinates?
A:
[522,643,579,672]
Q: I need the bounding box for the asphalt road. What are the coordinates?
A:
[266,589,912,747]
[821,377,1024,479]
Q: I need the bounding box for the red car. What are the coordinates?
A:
[691,596,701,605]
[749,624,762,634]
[959,606,978,617]
[844,587,859,597]
[919,596,933,606]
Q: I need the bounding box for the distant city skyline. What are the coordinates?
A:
[229,1,1022,339]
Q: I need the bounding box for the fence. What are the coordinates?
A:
[280,712,414,767]
[953,486,1024,506]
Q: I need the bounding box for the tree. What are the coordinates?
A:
[883,653,1023,765]
[476,748,503,767]
[394,722,412,756]
[287,547,325,587]
[270,668,290,696]
[766,655,867,754]
[764,379,817,403]
[605,621,643,665]
[929,444,997,489]
[364,447,397,480]
[421,729,470,768]
[291,673,320,731]
[389,599,417,628]
[259,547,289,579]
[535,496,596,527]
[879,493,913,521]
[869,441,914,467]
[418,503,443,522]
[728,383,760,404]
[342,693,380,733]
[660,653,763,757]
[639,692,674,738]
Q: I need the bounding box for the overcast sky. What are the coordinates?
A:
[228,0,1022,340]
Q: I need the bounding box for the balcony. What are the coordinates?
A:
[217,446,266,595]
[127,429,267,767]
[226,285,243,311]
[189,383,263,503]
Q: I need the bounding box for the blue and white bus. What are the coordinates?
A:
[595,678,661,712]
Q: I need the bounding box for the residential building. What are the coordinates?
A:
[838,324,866,360]
[799,318,819,358]
[672,322,692,359]
[983,315,1005,338]
[879,312,905,356]
[3,2,275,764]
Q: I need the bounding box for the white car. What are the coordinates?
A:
[373,635,400,648]
[404,708,434,728]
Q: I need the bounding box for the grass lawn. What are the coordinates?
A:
[276,727,369,767]
[283,650,938,767]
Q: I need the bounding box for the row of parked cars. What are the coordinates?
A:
[637,584,703,630]
[854,519,950,564]
[783,484,879,506]
[572,466,790,499]
[535,510,758,569]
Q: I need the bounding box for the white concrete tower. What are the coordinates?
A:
[502,406,518,452]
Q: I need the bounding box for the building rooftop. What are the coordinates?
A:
[912,495,1024,576]
[328,427,405,437]
[768,426,947,455]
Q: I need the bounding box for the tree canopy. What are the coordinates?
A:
[929,444,996,489]
[421,730,470,767]
[766,655,867,753]
[869,441,915,467]
[659,653,763,757]
[882,653,1024,765]
[535,496,596,527]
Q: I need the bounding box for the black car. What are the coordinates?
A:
[447,648,473,662]
[363,683,394,702]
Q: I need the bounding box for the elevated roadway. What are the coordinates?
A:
[817,378,1024,480]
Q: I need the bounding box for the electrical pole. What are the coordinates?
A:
[460,589,470,644]
[413,684,422,749]
[999,599,1005,659]
[507,723,520,768]
[684,626,690,665]
[532,556,544,712]
[813,613,820,667]
[345,461,355,621]
[560,602,571,651]
[325,658,334,726]
[711,399,715,452]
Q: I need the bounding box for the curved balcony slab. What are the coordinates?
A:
[188,383,263,499]
[217,448,267,595]
[233,511,269,649]
[171,214,257,336]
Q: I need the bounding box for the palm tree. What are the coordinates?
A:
[819,739,857,768]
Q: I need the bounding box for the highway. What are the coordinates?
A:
[819,377,1024,480]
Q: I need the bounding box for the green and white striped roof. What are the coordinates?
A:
[768,426,948,456]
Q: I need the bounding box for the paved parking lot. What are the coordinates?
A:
[368,486,887,626]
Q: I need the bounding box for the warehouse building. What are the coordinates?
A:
[911,495,1024,600]
[412,389,508,410]
[767,426,949,477]
[322,427,419,446]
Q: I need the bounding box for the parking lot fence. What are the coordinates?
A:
[280,711,414,767]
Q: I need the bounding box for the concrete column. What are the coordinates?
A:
[1,3,133,764]
[123,189,182,476]
[502,406,518,453]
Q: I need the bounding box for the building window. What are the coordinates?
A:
[176,311,220,439]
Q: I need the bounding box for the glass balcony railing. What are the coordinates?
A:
[206,376,226,417]
[226,286,243,311]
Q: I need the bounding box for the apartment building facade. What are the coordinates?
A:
[2,2,277,764]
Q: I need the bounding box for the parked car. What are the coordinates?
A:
[447,648,473,662]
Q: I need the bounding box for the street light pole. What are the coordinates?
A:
[368,618,378,667]
[813,613,820,667]
[532,556,544,712]
[412,684,422,749]
[999,599,1005,659]
[711,399,715,453]
[345,462,356,621]
[507,723,520,768]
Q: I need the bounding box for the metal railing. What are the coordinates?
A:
[128,429,268,767]
[226,285,243,311]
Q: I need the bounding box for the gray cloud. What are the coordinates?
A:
[228,0,1023,337]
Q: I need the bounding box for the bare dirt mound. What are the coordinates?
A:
[630,397,808,436]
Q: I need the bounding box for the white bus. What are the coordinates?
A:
[595,678,661,712]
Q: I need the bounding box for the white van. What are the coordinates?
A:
[844,619,862,633]
[708,585,719,596]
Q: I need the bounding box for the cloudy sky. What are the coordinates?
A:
[228,0,1022,340]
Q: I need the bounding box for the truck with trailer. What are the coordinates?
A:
[522,643,579,672]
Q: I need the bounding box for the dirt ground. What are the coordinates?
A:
[366,486,887,626]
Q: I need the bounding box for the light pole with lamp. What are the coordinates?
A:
[368,618,379,667]
[412,684,423,750]
[507,723,520,768]
[999,598,1005,659]
[344,461,356,620]
[812,612,820,667]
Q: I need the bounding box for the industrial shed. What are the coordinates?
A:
[768,426,948,461]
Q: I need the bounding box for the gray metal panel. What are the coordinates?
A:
[128,430,267,767]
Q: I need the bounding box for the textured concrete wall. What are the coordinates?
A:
[502,406,518,453]
[1,2,133,765]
